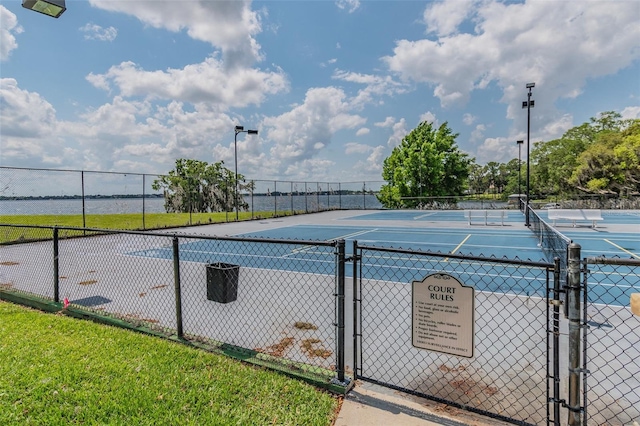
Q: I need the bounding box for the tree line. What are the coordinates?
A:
[155,111,639,213]
[378,111,639,208]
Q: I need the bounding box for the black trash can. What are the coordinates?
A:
[206,263,239,303]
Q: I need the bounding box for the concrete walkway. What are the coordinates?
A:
[336,382,513,426]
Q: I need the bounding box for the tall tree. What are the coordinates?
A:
[570,119,640,194]
[153,159,252,213]
[378,121,470,208]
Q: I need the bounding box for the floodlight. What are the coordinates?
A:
[247,130,258,135]
[22,0,66,18]
[235,125,244,132]
[526,82,535,89]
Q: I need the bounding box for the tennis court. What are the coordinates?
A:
[130,209,639,306]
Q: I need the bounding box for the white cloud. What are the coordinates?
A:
[387,118,408,147]
[263,87,366,174]
[0,6,22,61]
[374,116,396,128]
[621,106,640,120]
[80,23,118,42]
[384,1,640,111]
[58,98,240,172]
[333,69,409,109]
[345,142,371,155]
[476,137,509,164]
[419,111,437,125]
[356,127,370,136]
[320,58,338,68]
[283,158,337,181]
[0,79,68,168]
[336,0,361,14]
[0,78,56,139]
[350,145,386,177]
[86,58,289,108]
[423,0,476,37]
[470,124,486,143]
[463,113,477,125]
[89,0,263,67]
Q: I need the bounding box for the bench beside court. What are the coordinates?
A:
[547,209,603,228]
[465,210,508,226]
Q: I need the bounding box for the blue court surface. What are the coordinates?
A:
[131,209,639,306]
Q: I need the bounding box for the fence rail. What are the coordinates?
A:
[1,222,639,425]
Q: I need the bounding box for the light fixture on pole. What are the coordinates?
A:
[22,0,66,18]
[234,125,258,221]
[522,83,535,227]
[517,140,524,208]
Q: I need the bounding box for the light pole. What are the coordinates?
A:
[414,147,422,208]
[522,83,535,227]
[517,140,524,208]
[234,125,258,221]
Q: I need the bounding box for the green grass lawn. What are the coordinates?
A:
[0,211,293,229]
[0,301,339,425]
[0,211,297,244]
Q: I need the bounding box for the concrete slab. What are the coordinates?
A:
[336,381,513,426]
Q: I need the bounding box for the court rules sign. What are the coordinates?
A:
[412,273,474,358]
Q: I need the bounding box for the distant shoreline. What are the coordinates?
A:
[0,191,373,201]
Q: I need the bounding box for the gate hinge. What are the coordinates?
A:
[568,367,590,374]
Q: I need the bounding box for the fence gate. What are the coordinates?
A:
[583,256,640,426]
[353,242,560,425]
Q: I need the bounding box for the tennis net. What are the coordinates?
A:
[528,206,572,284]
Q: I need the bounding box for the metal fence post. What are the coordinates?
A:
[81,171,86,231]
[551,257,561,425]
[142,174,146,230]
[53,227,59,303]
[567,243,582,425]
[352,240,359,379]
[336,239,346,383]
[173,236,184,339]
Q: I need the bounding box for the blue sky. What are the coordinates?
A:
[1,0,639,184]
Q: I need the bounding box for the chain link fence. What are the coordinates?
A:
[0,167,385,229]
[583,256,640,426]
[0,224,346,386]
[2,221,639,425]
[353,243,555,425]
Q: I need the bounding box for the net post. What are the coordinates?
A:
[567,242,582,426]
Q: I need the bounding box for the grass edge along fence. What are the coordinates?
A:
[0,224,352,396]
[0,301,339,426]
